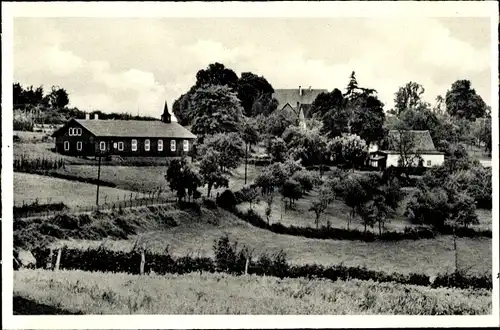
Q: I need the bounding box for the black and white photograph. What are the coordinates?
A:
[2,1,499,328]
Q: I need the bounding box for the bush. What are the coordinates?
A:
[202,198,218,210]
[216,189,238,210]
[31,237,491,290]
[178,201,202,214]
[432,272,492,290]
[14,201,68,218]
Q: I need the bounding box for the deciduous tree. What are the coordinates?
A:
[445,79,487,120]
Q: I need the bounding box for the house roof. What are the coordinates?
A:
[55,119,197,139]
[382,130,443,154]
[272,88,328,111]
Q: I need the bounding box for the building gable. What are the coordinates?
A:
[51,118,95,138]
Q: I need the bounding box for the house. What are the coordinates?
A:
[368,130,445,169]
[272,86,327,129]
[51,102,196,157]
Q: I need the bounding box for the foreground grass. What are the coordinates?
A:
[14,269,491,315]
[14,173,146,208]
[44,206,491,278]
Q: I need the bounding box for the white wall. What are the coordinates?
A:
[386,153,445,168]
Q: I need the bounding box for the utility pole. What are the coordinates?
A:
[96,151,102,206]
[244,142,248,185]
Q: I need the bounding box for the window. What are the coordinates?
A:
[427,160,432,166]
[170,140,176,151]
[145,139,150,151]
[76,128,82,136]
[131,139,137,151]
[69,128,74,136]
[64,141,70,151]
[118,142,124,151]
[76,141,82,151]
[100,141,106,151]
[183,140,189,152]
[158,139,163,151]
[113,142,118,149]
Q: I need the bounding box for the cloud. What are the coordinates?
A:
[13,17,492,116]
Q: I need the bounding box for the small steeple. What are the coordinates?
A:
[161,101,171,123]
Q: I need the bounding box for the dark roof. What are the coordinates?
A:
[273,88,328,111]
[299,103,313,118]
[63,119,196,139]
[383,130,443,154]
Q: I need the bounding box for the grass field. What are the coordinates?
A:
[54,163,262,194]
[47,205,491,278]
[14,269,491,315]
[14,173,146,209]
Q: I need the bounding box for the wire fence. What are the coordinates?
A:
[14,192,178,219]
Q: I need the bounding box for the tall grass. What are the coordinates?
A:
[14,155,64,172]
[14,269,491,315]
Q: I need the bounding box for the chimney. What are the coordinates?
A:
[309,86,311,91]
[299,85,302,96]
[94,114,99,120]
[85,113,90,120]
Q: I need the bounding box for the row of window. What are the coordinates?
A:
[63,139,189,152]
[68,128,83,136]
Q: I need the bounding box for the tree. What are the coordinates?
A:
[445,80,487,120]
[309,88,345,120]
[241,118,260,184]
[237,72,276,117]
[266,137,288,163]
[266,109,297,137]
[348,88,386,144]
[189,85,244,139]
[394,82,426,115]
[240,185,259,210]
[344,71,360,99]
[195,62,239,89]
[341,175,368,230]
[199,148,229,197]
[309,199,328,230]
[390,120,423,177]
[477,117,492,154]
[47,86,69,109]
[291,170,321,194]
[200,133,245,173]
[281,179,303,208]
[358,200,377,233]
[329,133,367,171]
[282,125,328,167]
[447,192,478,273]
[165,156,202,203]
[172,91,194,126]
[265,194,274,225]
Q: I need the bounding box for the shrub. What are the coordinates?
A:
[216,189,238,210]
[31,238,490,290]
[202,198,218,210]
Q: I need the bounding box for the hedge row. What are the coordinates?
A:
[14,202,68,218]
[31,246,492,290]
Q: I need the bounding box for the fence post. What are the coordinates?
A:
[46,249,54,270]
[54,248,62,271]
[245,257,249,275]
[140,247,145,276]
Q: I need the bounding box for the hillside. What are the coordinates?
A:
[16,204,491,277]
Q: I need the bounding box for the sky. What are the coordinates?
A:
[13,17,493,118]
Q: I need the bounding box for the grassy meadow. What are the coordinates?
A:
[14,269,491,315]
[45,205,491,278]
[14,173,146,209]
